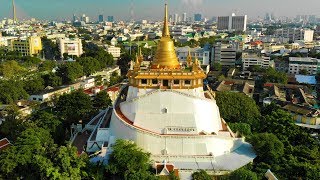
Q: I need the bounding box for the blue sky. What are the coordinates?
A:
[1,0,320,21]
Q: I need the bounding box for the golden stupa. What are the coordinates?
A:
[150,4,180,69]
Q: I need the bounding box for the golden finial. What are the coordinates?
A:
[162,4,170,37]
[138,47,143,63]
[193,57,200,71]
[134,53,140,70]
[186,47,192,66]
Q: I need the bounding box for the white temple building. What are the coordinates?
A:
[82,4,256,179]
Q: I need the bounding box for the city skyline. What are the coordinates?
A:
[1,0,320,21]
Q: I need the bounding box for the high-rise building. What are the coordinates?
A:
[98,14,104,22]
[182,13,187,22]
[174,13,179,23]
[289,57,320,75]
[107,16,114,22]
[84,4,256,178]
[72,14,77,22]
[212,42,237,66]
[194,13,202,21]
[12,0,17,23]
[217,13,247,32]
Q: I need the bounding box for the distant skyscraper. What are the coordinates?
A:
[183,13,187,22]
[107,16,114,22]
[73,14,77,22]
[194,13,202,21]
[174,13,179,23]
[99,15,104,22]
[217,13,247,32]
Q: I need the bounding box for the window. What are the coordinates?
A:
[152,79,158,85]
[141,79,147,85]
[162,108,168,114]
[174,80,180,85]
[185,80,191,85]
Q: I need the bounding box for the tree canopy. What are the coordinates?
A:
[215,92,261,125]
[106,139,157,180]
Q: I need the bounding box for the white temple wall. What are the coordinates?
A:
[108,111,242,157]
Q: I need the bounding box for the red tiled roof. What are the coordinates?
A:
[224,81,235,85]
[0,138,11,151]
[107,86,120,92]
[264,83,274,87]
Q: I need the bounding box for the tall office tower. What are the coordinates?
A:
[183,13,187,22]
[73,14,77,22]
[99,15,104,22]
[169,15,173,22]
[107,16,114,22]
[217,13,247,32]
[174,13,179,23]
[84,16,90,23]
[194,13,202,21]
[81,14,86,21]
[12,0,17,23]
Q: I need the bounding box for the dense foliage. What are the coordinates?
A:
[106,139,157,180]
[218,93,320,180]
[215,92,261,125]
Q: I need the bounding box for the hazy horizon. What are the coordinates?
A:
[1,0,320,21]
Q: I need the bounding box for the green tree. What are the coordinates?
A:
[228,123,251,136]
[228,168,258,180]
[248,133,284,164]
[77,57,101,76]
[263,67,287,84]
[117,53,135,75]
[191,170,211,180]
[109,71,123,86]
[215,92,260,125]
[0,127,89,179]
[22,56,42,67]
[0,105,25,141]
[93,91,112,109]
[41,36,60,60]
[39,60,57,72]
[0,80,28,104]
[106,139,157,180]
[56,62,84,84]
[23,75,45,94]
[212,62,222,71]
[0,60,26,79]
[56,90,93,124]
[42,72,63,87]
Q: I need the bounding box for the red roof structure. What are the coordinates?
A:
[0,138,11,151]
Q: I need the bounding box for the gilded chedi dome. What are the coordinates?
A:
[151,4,180,69]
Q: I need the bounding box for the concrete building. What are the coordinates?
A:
[212,42,237,66]
[288,57,320,75]
[242,53,273,70]
[217,14,247,32]
[7,36,42,56]
[82,5,255,178]
[275,28,314,42]
[182,13,187,22]
[58,38,83,59]
[106,46,121,59]
[194,13,202,21]
[176,46,210,65]
[98,15,104,22]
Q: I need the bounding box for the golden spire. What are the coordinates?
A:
[138,47,143,63]
[186,47,192,66]
[162,4,170,37]
[134,53,140,70]
[151,4,180,70]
